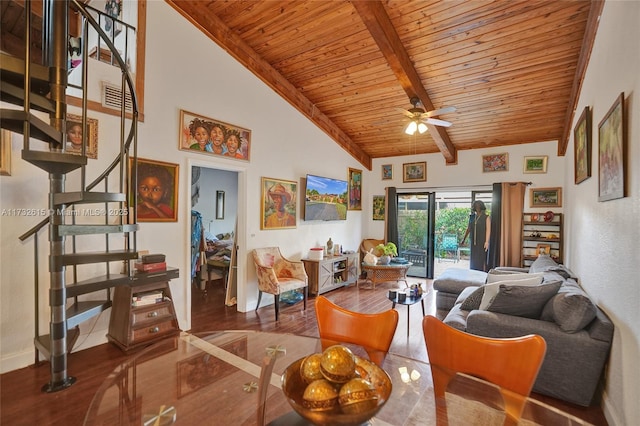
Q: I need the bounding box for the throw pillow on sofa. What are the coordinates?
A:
[480,275,544,310]
[542,283,598,332]
[486,271,544,283]
[485,281,562,318]
[460,286,485,311]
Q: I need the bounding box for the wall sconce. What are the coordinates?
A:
[216,190,225,220]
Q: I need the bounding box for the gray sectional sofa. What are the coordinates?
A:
[432,256,614,407]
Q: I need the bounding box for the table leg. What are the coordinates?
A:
[421,299,425,316]
[406,306,410,337]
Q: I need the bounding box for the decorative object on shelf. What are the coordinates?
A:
[530,213,539,222]
[261,177,297,230]
[598,92,625,202]
[536,244,551,256]
[66,113,98,159]
[129,158,179,222]
[179,109,251,161]
[381,164,392,180]
[523,155,548,174]
[482,153,508,172]
[543,211,555,222]
[372,195,385,221]
[574,106,592,184]
[402,161,426,183]
[326,238,333,253]
[347,168,362,211]
[530,187,562,207]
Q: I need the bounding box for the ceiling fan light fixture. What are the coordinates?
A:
[405,121,418,135]
[418,123,428,134]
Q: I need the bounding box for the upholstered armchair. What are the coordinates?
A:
[252,247,308,321]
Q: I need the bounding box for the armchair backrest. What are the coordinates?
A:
[359,238,385,264]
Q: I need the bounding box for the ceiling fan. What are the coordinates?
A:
[398,97,456,135]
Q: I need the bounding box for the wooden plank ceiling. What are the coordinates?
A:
[170,1,598,169]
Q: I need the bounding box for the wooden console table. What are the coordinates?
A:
[360,262,412,289]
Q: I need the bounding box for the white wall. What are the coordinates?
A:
[562,2,640,425]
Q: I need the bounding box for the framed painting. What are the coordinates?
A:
[536,244,551,256]
[574,106,592,184]
[523,156,548,174]
[403,162,426,183]
[530,187,562,208]
[128,158,179,222]
[598,93,625,202]
[66,114,98,159]
[372,195,385,221]
[261,177,297,230]
[348,168,362,210]
[482,153,508,172]
[381,164,393,180]
[179,109,251,161]
[1,129,11,176]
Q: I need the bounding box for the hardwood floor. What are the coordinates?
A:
[1,276,607,425]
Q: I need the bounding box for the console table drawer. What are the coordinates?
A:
[131,303,173,326]
[131,319,176,343]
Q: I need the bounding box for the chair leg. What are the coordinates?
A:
[302,286,307,310]
[274,294,280,321]
[256,291,262,312]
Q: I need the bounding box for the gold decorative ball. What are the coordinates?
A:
[300,353,324,384]
[320,345,356,384]
[338,378,378,414]
[302,379,339,411]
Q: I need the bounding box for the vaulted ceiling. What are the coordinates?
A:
[166,1,602,170]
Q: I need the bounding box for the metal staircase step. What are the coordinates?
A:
[0,53,50,96]
[66,300,112,329]
[34,326,80,361]
[1,80,55,113]
[56,249,138,267]
[22,149,86,174]
[66,268,180,298]
[57,224,139,236]
[53,191,126,206]
[1,109,61,145]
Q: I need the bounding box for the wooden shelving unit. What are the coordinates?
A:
[522,212,563,267]
[302,253,358,296]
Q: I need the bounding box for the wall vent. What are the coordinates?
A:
[101,81,133,112]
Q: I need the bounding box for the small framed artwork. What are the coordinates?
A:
[372,195,385,221]
[381,164,393,180]
[598,93,625,202]
[403,161,426,183]
[574,106,592,184]
[179,109,251,161]
[215,190,225,220]
[66,114,98,159]
[536,244,551,256]
[129,158,179,222]
[530,187,562,208]
[523,156,548,174]
[1,129,11,176]
[347,168,362,211]
[261,177,297,230]
[482,153,508,172]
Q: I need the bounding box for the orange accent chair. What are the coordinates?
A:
[422,315,547,425]
[252,247,308,321]
[315,295,399,366]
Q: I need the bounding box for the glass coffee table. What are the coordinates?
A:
[389,291,427,337]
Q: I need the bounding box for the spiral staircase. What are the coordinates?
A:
[0,0,177,392]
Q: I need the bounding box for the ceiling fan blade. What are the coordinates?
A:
[423,117,453,127]
[425,106,457,118]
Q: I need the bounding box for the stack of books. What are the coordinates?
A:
[135,253,166,273]
[132,290,165,307]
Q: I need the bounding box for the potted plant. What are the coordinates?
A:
[376,242,397,265]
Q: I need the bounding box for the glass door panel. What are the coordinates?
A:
[396,193,435,278]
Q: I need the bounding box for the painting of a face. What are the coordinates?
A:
[138,176,166,206]
[210,126,224,147]
[226,135,239,154]
[67,123,82,147]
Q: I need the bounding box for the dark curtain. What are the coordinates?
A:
[487,183,502,269]
[385,187,399,248]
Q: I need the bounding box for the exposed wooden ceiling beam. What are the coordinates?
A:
[165,0,372,170]
[351,0,457,164]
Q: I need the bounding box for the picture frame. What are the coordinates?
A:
[1,129,11,176]
[129,158,179,222]
[403,161,427,183]
[66,114,98,159]
[482,153,508,172]
[179,109,251,161]
[177,335,247,398]
[523,156,548,174]
[598,93,625,202]
[372,195,385,221]
[530,187,562,208]
[215,190,225,220]
[347,168,362,210]
[381,164,393,180]
[574,106,592,184]
[536,244,551,256]
[261,177,297,230]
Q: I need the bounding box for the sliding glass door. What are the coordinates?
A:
[396,192,435,278]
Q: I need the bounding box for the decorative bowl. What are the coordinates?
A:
[531,213,539,222]
[544,211,555,222]
[281,355,392,425]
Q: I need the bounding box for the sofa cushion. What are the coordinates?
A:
[459,286,485,311]
[485,281,562,319]
[543,283,598,332]
[486,272,542,283]
[528,254,559,273]
[433,268,488,294]
[479,275,544,310]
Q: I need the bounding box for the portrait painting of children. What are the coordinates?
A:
[179,110,251,161]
